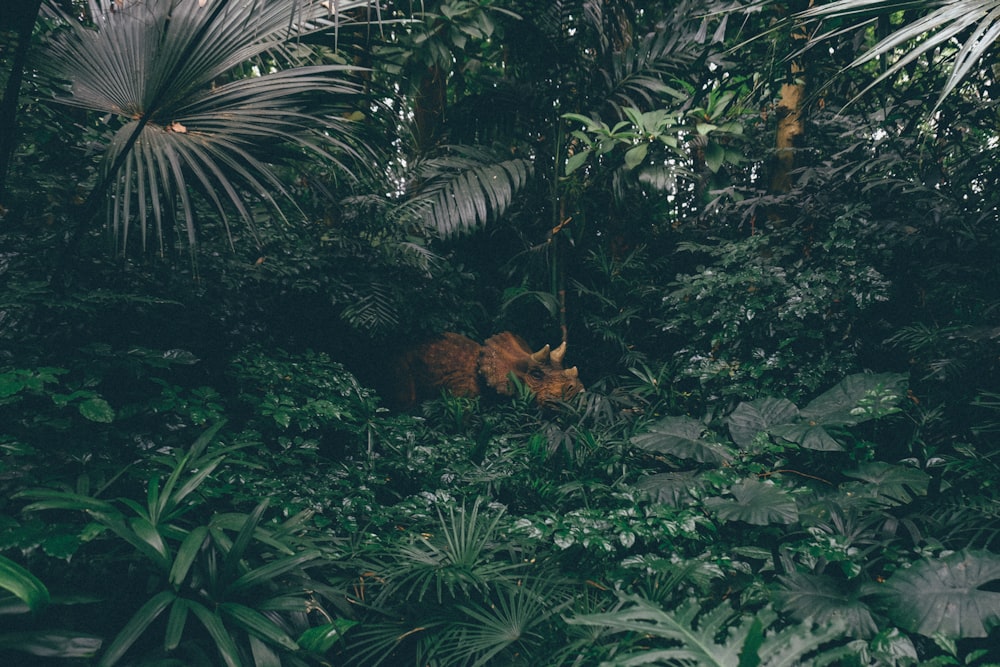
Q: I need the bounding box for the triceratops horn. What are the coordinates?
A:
[551,341,567,365]
[564,366,578,378]
[530,344,551,363]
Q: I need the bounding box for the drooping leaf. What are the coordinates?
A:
[842,462,930,506]
[769,422,845,452]
[41,0,375,252]
[704,140,725,172]
[727,398,800,449]
[704,478,799,525]
[775,571,879,638]
[635,471,707,507]
[564,149,591,175]
[766,373,906,451]
[624,142,649,170]
[876,550,1000,638]
[631,416,734,464]
[796,0,1000,110]
[800,372,907,426]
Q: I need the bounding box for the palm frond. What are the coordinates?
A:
[424,579,560,667]
[795,0,1000,110]
[41,0,376,253]
[605,19,703,112]
[402,146,533,237]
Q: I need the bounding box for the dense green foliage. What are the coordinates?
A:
[2,0,1000,664]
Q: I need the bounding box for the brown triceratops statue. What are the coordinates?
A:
[394,332,584,406]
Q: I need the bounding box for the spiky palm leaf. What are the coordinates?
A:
[795,0,1000,110]
[423,579,560,667]
[41,0,375,253]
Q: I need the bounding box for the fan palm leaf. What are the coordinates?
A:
[41,0,376,253]
[794,0,1000,110]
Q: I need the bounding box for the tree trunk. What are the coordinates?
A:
[413,65,446,153]
[0,0,43,204]
[770,62,805,195]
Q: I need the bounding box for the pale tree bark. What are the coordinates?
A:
[770,61,805,195]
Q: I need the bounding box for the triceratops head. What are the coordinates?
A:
[393,331,584,407]
[477,332,584,405]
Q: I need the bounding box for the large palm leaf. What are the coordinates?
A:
[795,0,1000,110]
[41,0,375,253]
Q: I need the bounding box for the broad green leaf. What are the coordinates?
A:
[869,628,918,665]
[169,526,209,587]
[704,141,725,173]
[842,462,930,506]
[704,478,799,525]
[97,590,175,667]
[727,398,800,449]
[624,143,648,170]
[800,373,907,426]
[775,571,879,638]
[728,374,904,452]
[631,416,734,464]
[297,619,359,653]
[878,550,1000,638]
[564,149,590,175]
[220,602,299,651]
[769,422,844,452]
[78,397,115,423]
[0,554,50,612]
[634,472,706,507]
